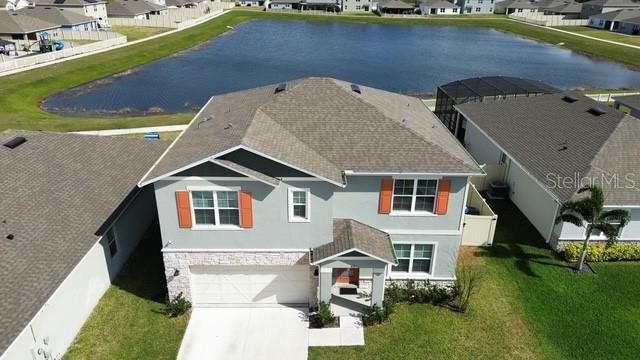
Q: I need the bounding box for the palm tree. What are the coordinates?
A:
[555,185,630,272]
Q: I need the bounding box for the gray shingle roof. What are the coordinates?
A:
[544,1,582,13]
[141,78,481,186]
[378,0,415,9]
[0,10,60,34]
[615,94,640,110]
[211,159,281,186]
[36,0,106,5]
[583,0,640,7]
[107,0,166,16]
[590,8,640,20]
[0,131,167,356]
[456,93,640,205]
[312,219,397,264]
[420,0,458,8]
[16,6,96,26]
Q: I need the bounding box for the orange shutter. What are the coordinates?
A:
[240,191,254,229]
[175,191,192,228]
[379,178,394,214]
[436,179,452,215]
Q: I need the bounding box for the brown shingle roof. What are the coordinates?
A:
[456,93,640,205]
[141,78,481,186]
[312,219,397,264]
[0,131,167,355]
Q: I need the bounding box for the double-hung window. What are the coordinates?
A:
[288,188,310,222]
[392,244,434,274]
[392,179,438,214]
[191,190,240,227]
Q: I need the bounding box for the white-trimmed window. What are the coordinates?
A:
[288,188,310,222]
[191,190,240,227]
[105,228,118,258]
[392,179,438,214]
[586,222,624,240]
[392,244,434,274]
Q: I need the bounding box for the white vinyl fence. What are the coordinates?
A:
[59,30,124,41]
[109,2,233,28]
[462,184,498,246]
[0,36,126,73]
[509,13,588,27]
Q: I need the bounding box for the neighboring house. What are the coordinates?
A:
[420,0,460,15]
[588,8,640,32]
[0,131,167,360]
[0,0,31,11]
[581,0,640,19]
[614,94,640,117]
[0,10,61,41]
[107,0,168,19]
[341,0,372,12]
[377,0,415,13]
[457,0,500,14]
[615,12,640,33]
[238,0,262,6]
[35,0,108,25]
[433,76,560,141]
[139,78,483,309]
[494,0,539,14]
[455,92,640,250]
[542,0,583,18]
[265,0,300,9]
[165,0,208,8]
[16,6,98,31]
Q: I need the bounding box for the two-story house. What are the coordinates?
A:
[139,78,483,309]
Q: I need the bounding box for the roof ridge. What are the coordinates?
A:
[336,79,478,172]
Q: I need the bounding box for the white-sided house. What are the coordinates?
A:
[420,0,460,15]
[35,0,109,26]
[0,131,167,360]
[0,0,31,11]
[455,92,640,250]
[138,78,485,311]
[107,0,167,19]
[17,6,99,31]
[581,0,640,18]
[588,8,640,31]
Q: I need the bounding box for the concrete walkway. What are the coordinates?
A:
[308,316,364,347]
[0,8,231,78]
[178,307,309,360]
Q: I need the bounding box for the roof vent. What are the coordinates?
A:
[562,95,578,103]
[350,84,361,94]
[588,107,607,116]
[274,83,287,94]
[3,136,26,149]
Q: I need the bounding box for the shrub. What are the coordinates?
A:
[451,264,483,313]
[362,300,394,326]
[166,292,191,317]
[564,243,640,262]
[385,280,452,305]
[317,301,335,327]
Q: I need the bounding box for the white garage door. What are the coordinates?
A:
[190,265,310,306]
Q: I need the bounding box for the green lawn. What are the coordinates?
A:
[310,200,640,359]
[65,229,189,360]
[111,26,171,42]
[556,26,640,47]
[2,10,640,133]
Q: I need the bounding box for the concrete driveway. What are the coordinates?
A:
[178,307,309,360]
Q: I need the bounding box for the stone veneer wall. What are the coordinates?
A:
[162,251,317,305]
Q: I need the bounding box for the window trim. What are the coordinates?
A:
[105,227,118,258]
[389,177,440,217]
[288,187,311,223]
[584,221,624,240]
[390,242,437,277]
[187,186,243,230]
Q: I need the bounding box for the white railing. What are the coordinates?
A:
[0,36,127,73]
[586,92,640,103]
[462,183,498,246]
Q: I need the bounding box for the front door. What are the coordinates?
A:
[336,268,359,286]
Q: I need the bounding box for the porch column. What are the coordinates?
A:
[319,266,333,305]
[370,265,386,308]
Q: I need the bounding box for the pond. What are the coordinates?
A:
[43,20,640,117]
